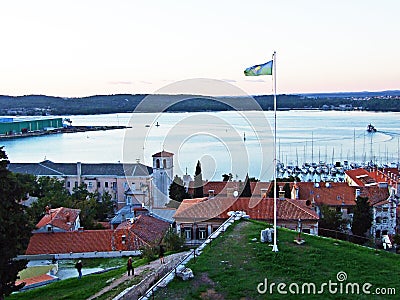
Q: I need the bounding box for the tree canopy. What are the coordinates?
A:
[352,196,372,237]
[319,204,348,232]
[169,175,190,202]
[0,147,34,299]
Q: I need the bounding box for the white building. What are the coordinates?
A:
[152,151,174,208]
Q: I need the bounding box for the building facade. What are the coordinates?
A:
[152,151,174,208]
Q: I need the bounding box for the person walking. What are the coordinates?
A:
[159,245,165,264]
[127,257,134,276]
[75,260,83,279]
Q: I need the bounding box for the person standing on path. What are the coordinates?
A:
[159,245,165,264]
[127,257,134,276]
[75,260,83,279]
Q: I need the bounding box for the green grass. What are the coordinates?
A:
[18,265,55,280]
[7,258,146,300]
[154,220,400,299]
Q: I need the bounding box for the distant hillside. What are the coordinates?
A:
[1,91,400,115]
[303,90,400,98]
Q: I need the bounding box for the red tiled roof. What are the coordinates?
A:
[26,230,114,255]
[26,215,170,255]
[131,214,170,245]
[295,182,389,206]
[15,274,57,288]
[174,196,319,222]
[188,181,271,197]
[112,215,169,251]
[152,150,174,157]
[359,186,390,205]
[345,167,400,187]
[36,207,80,231]
[295,182,356,206]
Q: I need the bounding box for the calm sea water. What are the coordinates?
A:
[2,110,400,181]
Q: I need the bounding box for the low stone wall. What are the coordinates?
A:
[18,250,141,261]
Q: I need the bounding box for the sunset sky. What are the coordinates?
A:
[1,0,399,97]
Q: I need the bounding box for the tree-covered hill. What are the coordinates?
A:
[1,91,400,116]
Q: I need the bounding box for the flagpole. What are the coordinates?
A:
[272,51,278,252]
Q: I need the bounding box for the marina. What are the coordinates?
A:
[1,110,399,182]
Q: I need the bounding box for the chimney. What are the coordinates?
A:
[260,188,268,198]
[77,162,82,185]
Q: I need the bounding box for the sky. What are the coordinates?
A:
[1,0,399,97]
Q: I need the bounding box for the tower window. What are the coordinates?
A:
[156,159,160,168]
[163,159,167,169]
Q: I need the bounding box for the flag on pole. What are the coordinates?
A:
[244,60,273,76]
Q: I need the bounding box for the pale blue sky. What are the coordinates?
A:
[1,0,399,97]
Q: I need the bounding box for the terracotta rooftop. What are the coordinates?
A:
[294,182,389,206]
[129,214,170,244]
[15,274,58,290]
[152,150,174,157]
[26,230,114,255]
[188,181,271,197]
[174,196,319,222]
[345,167,400,187]
[36,207,80,231]
[26,215,170,255]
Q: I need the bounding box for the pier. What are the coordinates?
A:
[0,125,130,140]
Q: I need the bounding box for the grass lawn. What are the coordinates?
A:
[18,265,55,280]
[7,258,146,300]
[155,220,400,299]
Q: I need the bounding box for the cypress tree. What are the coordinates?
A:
[240,174,252,197]
[193,160,204,198]
[352,196,372,237]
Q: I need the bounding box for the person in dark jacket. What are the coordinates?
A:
[159,245,165,264]
[75,260,83,279]
[127,257,134,276]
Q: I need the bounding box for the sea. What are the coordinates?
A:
[2,110,399,182]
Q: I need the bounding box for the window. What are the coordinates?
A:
[122,235,126,244]
[184,228,192,240]
[97,182,100,188]
[105,182,109,188]
[132,183,136,190]
[163,159,167,168]
[127,196,132,205]
[383,207,389,213]
[199,228,207,240]
[67,181,71,188]
[88,182,93,188]
[112,182,117,190]
[382,217,388,224]
[74,181,78,188]
[156,159,160,168]
[376,217,382,224]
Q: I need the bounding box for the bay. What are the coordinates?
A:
[2,110,399,181]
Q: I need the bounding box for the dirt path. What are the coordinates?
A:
[87,251,190,300]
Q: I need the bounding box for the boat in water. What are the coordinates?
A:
[367,124,377,133]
